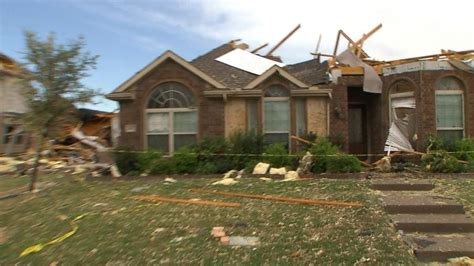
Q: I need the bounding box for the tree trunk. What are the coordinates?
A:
[29,129,46,191]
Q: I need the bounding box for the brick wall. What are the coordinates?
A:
[381,69,474,150]
[117,59,224,150]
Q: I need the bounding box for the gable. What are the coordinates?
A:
[107,51,225,101]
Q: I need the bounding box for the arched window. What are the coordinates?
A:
[263,85,290,146]
[145,82,197,153]
[435,76,464,143]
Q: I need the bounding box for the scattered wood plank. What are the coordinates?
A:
[190,189,363,208]
[134,195,241,207]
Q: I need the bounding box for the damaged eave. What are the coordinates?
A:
[291,87,332,98]
[203,89,263,98]
[105,92,135,101]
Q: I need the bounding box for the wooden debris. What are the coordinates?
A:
[266,24,301,56]
[191,189,362,207]
[134,195,241,207]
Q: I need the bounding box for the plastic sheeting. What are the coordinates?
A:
[215,48,285,75]
[336,49,382,93]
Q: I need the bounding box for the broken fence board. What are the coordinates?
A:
[134,195,241,207]
[190,189,362,207]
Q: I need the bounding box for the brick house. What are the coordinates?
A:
[107,42,473,157]
[107,42,331,153]
[330,58,474,158]
[0,53,29,155]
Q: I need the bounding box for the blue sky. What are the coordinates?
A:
[1,0,473,112]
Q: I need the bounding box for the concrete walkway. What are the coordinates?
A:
[371,179,474,262]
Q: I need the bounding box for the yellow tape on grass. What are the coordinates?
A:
[20,214,88,257]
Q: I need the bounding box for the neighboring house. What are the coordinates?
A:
[0,53,28,155]
[107,41,331,153]
[107,41,474,158]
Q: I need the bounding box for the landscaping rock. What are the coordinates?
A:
[284,171,299,180]
[252,162,270,174]
[269,167,286,175]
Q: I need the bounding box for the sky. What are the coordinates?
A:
[1,0,473,112]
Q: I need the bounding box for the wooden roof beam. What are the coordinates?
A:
[266,24,301,56]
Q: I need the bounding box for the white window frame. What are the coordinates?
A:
[263,96,291,147]
[435,89,464,136]
[389,91,415,123]
[145,107,197,154]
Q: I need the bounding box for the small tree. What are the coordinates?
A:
[20,31,98,191]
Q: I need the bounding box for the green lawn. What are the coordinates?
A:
[434,178,474,213]
[0,175,415,264]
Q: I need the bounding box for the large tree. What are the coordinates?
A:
[21,31,99,191]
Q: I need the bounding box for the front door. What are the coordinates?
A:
[348,105,367,157]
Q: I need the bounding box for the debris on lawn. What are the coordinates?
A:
[0,157,25,173]
[20,213,88,257]
[164,177,177,183]
[130,186,150,193]
[374,156,391,172]
[252,162,270,174]
[134,195,241,207]
[191,188,362,207]
[212,178,238,186]
[228,236,260,246]
[259,177,272,182]
[223,169,238,179]
[296,151,313,175]
[210,227,260,246]
[269,167,286,175]
[447,256,474,265]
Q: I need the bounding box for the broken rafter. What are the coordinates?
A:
[251,43,269,54]
[191,189,363,207]
[134,195,241,207]
[370,49,474,67]
[266,24,301,56]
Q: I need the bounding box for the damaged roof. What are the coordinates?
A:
[191,43,258,89]
[285,59,330,85]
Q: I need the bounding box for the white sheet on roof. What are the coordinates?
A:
[215,48,285,75]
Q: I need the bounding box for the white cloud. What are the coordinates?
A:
[75,0,474,63]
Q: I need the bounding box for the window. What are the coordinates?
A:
[263,85,290,145]
[146,82,197,153]
[246,99,258,132]
[435,77,464,143]
[2,125,15,144]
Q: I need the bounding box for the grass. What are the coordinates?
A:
[434,178,474,213]
[0,174,415,265]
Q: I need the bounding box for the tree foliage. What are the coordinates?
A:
[20,31,99,190]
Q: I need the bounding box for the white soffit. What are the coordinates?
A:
[215,48,285,75]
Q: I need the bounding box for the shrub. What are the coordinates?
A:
[137,149,162,173]
[262,143,298,169]
[326,154,361,173]
[309,138,340,173]
[113,147,140,175]
[226,130,265,170]
[172,147,199,174]
[454,138,474,162]
[421,150,463,173]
